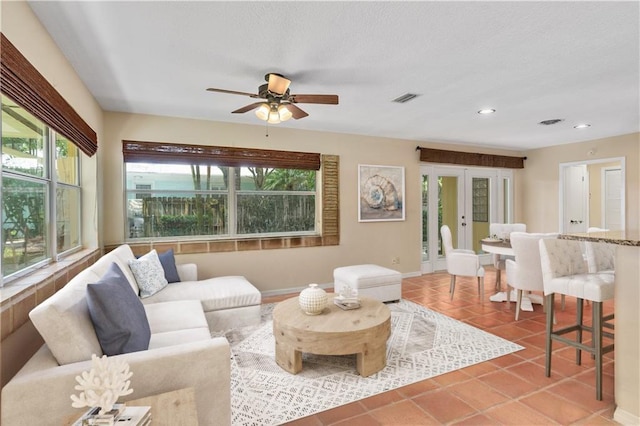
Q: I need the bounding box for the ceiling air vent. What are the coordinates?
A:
[538,119,564,126]
[392,93,419,103]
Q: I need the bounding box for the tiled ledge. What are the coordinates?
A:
[106,234,339,257]
[0,248,101,341]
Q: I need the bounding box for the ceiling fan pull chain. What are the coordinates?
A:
[265,121,269,138]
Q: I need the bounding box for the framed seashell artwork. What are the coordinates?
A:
[358,164,405,222]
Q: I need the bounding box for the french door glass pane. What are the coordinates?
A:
[472,177,490,253]
[502,177,511,222]
[421,175,428,261]
[438,176,458,256]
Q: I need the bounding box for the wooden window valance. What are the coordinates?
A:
[123,140,321,170]
[0,33,97,157]
[416,146,525,169]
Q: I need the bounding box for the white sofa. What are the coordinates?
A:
[1,244,262,425]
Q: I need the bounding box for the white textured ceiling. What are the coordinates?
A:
[27,1,640,151]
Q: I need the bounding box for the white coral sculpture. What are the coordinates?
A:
[70,354,134,415]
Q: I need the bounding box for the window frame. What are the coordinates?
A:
[123,162,318,241]
[1,106,82,283]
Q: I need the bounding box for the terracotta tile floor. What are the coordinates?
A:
[262,270,617,425]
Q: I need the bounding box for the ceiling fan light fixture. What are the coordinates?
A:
[278,104,293,122]
[255,103,270,121]
[267,104,281,124]
[267,73,291,96]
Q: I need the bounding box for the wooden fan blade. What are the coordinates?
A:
[207,88,260,98]
[232,102,265,114]
[284,103,309,120]
[289,94,339,105]
[267,74,291,95]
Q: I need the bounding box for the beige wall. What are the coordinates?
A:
[103,112,522,293]
[516,133,640,233]
[1,0,104,248]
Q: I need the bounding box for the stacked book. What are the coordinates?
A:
[334,295,361,310]
[73,405,151,426]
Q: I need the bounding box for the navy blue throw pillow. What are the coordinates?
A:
[158,249,181,283]
[86,262,151,356]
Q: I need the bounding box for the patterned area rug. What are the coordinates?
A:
[214,300,523,426]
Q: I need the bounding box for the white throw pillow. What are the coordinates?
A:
[129,250,169,298]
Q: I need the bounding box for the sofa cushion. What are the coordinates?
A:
[144,300,208,334]
[86,263,151,356]
[90,244,139,295]
[158,249,181,283]
[129,250,168,298]
[29,268,104,365]
[148,328,212,349]
[140,276,261,312]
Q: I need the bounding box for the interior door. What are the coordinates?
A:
[602,167,623,230]
[563,164,588,233]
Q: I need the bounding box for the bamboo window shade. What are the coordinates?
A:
[0,33,97,157]
[123,140,322,170]
[417,146,525,169]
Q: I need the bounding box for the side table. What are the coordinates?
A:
[64,387,198,426]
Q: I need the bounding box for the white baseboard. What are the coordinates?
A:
[614,407,640,425]
[260,271,422,298]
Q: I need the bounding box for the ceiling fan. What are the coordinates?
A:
[206,73,339,124]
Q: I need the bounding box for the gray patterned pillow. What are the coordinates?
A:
[128,249,168,298]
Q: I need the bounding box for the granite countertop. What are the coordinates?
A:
[560,230,640,246]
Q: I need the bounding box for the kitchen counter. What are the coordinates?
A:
[560,231,640,424]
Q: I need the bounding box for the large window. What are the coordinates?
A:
[125,162,316,239]
[1,95,81,279]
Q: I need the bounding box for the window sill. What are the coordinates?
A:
[107,234,339,257]
[0,248,101,340]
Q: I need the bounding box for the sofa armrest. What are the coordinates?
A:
[2,338,230,426]
[177,263,198,281]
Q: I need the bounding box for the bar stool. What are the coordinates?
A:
[538,238,615,400]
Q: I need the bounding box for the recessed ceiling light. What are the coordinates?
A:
[574,123,591,129]
[477,109,496,114]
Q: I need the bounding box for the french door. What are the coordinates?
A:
[421,165,513,273]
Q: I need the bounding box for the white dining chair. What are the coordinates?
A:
[505,232,558,320]
[489,223,526,291]
[440,225,485,301]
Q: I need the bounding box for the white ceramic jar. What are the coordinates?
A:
[298,283,328,315]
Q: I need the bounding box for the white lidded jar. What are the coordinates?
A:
[298,283,328,315]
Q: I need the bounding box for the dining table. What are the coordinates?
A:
[480,238,543,309]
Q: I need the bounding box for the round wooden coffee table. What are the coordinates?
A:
[272,294,391,377]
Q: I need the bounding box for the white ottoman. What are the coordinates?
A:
[334,264,402,303]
